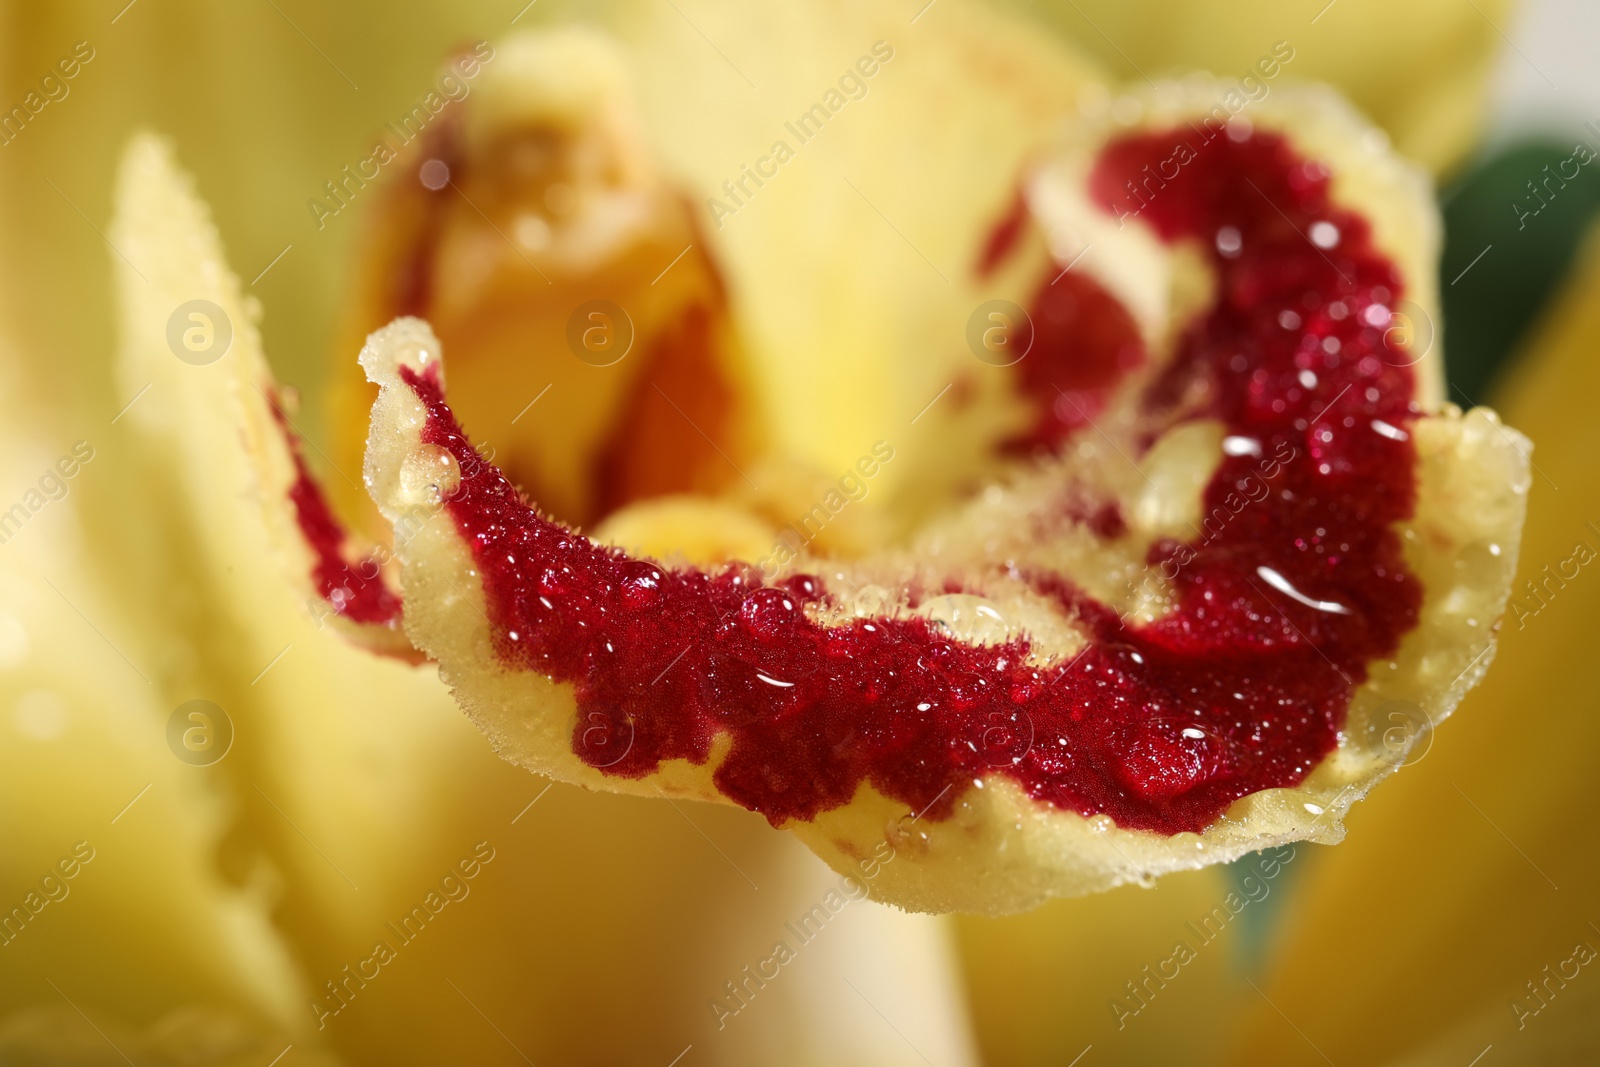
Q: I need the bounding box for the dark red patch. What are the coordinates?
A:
[1068,499,1127,541]
[269,397,402,626]
[390,116,464,320]
[399,126,1422,834]
[976,185,1031,278]
[1005,269,1148,450]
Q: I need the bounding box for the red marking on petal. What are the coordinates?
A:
[1006,269,1147,451]
[975,185,1031,279]
[269,396,403,625]
[397,127,1422,834]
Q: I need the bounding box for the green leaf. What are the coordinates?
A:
[1440,138,1600,403]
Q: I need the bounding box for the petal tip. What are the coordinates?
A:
[358,315,444,390]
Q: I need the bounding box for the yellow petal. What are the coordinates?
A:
[1223,223,1600,1066]
[0,381,315,1048]
[1023,0,1514,174]
[614,0,1103,530]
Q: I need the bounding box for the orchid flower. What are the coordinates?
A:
[0,1,1554,1064]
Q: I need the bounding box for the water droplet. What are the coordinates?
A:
[619,560,664,608]
[755,672,795,689]
[398,444,460,507]
[740,587,800,640]
[1223,435,1262,457]
[419,159,450,190]
[1121,720,1226,799]
[921,594,1013,646]
[1216,225,1243,258]
[1370,419,1408,442]
[1255,564,1351,615]
[539,567,572,597]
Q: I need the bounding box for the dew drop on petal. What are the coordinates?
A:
[1216,226,1243,258]
[398,444,460,506]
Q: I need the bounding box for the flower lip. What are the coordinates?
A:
[373,123,1429,837]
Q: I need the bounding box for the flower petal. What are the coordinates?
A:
[109,133,419,657]
[0,409,315,1047]
[358,80,1527,915]
[1223,222,1600,1067]
[1024,0,1513,175]
[613,0,1105,529]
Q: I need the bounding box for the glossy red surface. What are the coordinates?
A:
[402,126,1422,834]
[271,398,403,625]
[1006,268,1147,450]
